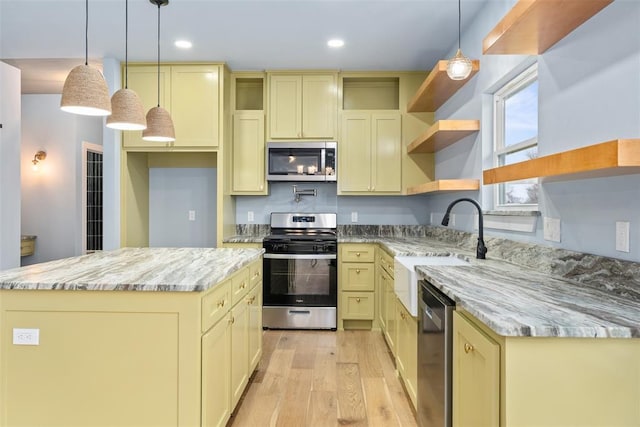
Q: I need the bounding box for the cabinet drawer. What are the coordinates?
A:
[341,292,374,320]
[341,263,375,291]
[378,249,394,277]
[201,280,231,332]
[231,267,251,306]
[249,261,262,289]
[341,244,375,263]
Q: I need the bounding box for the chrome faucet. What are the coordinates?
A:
[292,185,317,203]
[441,198,487,259]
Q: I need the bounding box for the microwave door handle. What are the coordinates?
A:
[321,148,326,176]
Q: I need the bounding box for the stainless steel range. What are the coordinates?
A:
[262,212,337,329]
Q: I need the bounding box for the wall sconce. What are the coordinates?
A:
[32,150,47,171]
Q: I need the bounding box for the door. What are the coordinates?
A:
[171,65,220,147]
[202,317,231,427]
[232,111,266,194]
[372,112,401,193]
[269,74,302,138]
[453,311,500,427]
[263,254,337,306]
[302,74,336,138]
[123,65,171,149]
[340,112,371,192]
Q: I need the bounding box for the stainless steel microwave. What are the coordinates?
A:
[266,141,337,182]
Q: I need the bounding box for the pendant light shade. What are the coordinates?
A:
[60,0,111,116]
[143,106,175,142]
[106,88,147,130]
[447,0,473,81]
[107,0,147,130]
[447,48,473,80]
[143,0,175,142]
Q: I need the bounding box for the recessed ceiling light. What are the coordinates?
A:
[175,40,192,49]
[327,39,345,48]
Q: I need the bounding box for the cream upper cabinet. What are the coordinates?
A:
[231,111,266,194]
[268,73,337,139]
[339,112,402,194]
[123,64,222,150]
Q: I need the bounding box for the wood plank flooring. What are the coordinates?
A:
[229,330,418,427]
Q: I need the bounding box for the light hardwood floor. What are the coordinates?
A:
[229,330,418,427]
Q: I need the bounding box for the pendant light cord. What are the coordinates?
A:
[85,0,89,66]
[124,0,129,88]
[156,2,161,108]
[458,0,461,50]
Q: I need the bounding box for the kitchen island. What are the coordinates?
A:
[0,247,264,427]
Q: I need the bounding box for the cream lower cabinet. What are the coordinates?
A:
[382,267,397,355]
[396,299,418,409]
[338,244,376,330]
[123,64,223,150]
[453,311,500,427]
[268,73,337,139]
[231,111,266,194]
[202,313,232,427]
[230,293,250,409]
[339,112,402,194]
[453,310,640,427]
[247,281,263,372]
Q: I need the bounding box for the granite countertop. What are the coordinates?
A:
[0,247,264,292]
[340,235,640,339]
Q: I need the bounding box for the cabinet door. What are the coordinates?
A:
[171,65,220,148]
[339,113,372,192]
[269,74,302,138]
[202,316,231,427]
[302,74,336,138]
[247,283,263,373]
[396,300,418,408]
[232,111,266,194]
[453,311,500,427]
[122,65,171,149]
[230,300,249,410]
[384,278,397,355]
[377,266,387,332]
[371,113,402,193]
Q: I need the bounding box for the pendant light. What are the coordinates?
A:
[60,0,112,116]
[106,0,146,130]
[142,0,175,142]
[446,0,473,81]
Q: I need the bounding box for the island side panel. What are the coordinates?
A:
[0,289,201,427]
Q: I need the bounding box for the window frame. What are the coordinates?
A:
[493,63,539,210]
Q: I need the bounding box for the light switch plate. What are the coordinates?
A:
[13,328,39,345]
[543,217,561,242]
[615,221,630,252]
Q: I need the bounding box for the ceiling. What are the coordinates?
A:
[0,0,489,94]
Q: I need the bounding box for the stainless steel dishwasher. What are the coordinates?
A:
[417,279,455,427]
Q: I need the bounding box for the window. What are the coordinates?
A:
[82,142,103,253]
[494,64,538,208]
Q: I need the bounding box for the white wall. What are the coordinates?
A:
[0,62,21,270]
[428,0,640,261]
[21,94,103,265]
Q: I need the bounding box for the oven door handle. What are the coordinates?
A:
[263,253,336,260]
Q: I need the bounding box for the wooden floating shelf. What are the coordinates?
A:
[407,179,480,196]
[483,139,640,184]
[407,120,480,154]
[483,0,613,55]
[407,60,480,113]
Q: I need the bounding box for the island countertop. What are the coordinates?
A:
[0,247,264,292]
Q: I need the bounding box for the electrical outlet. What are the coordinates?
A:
[616,221,630,252]
[13,328,39,346]
[450,213,456,227]
[430,213,435,225]
[188,210,196,221]
[351,212,358,223]
[543,217,561,242]
[248,211,254,223]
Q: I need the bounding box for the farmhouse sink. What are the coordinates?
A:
[394,256,469,316]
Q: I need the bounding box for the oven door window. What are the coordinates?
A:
[264,256,337,306]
